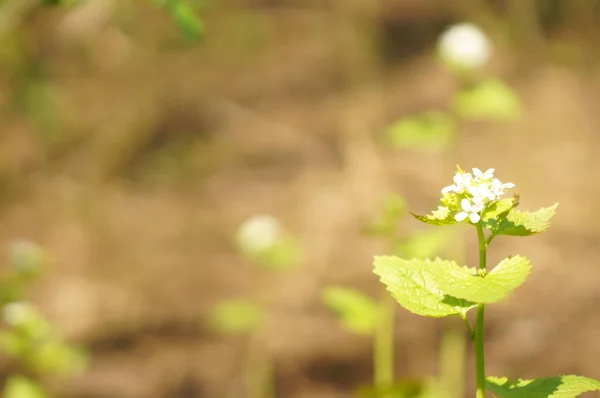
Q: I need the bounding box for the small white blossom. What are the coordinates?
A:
[455,198,485,223]
[472,168,495,181]
[3,302,36,326]
[438,23,491,69]
[237,215,281,254]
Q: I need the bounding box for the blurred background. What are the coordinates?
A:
[1,0,600,397]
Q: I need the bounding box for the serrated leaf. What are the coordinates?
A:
[373,256,476,318]
[386,111,455,151]
[411,206,457,227]
[208,300,263,334]
[453,79,522,122]
[482,198,518,230]
[439,256,531,304]
[322,287,377,335]
[487,375,600,397]
[493,203,558,238]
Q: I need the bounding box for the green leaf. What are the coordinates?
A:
[254,237,301,271]
[29,341,88,375]
[439,256,531,304]
[366,195,407,238]
[386,111,455,151]
[411,206,457,227]
[3,375,47,398]
[373,256,476,318]
[208,300,263,334]
[487,375,600,397]
[453,79,522,121]
[172,1,204,41]
[322,287,377,335]
[396,229,453,259]
[481,197,518,230]
[153,0,204,41]
[492,203,558,238]
[356,378,426,398]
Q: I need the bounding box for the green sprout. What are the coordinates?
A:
[374,166,600,397]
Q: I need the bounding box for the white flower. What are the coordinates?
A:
[455,198,485,223]
[442,172,473,195]
[489,178,515,200]
[3,302,36,326]
[472,168,495,181]
[237,215,281,254]
[438,23,491,69]
[468,184,495,202]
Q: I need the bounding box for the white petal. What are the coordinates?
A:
[460,198,472,211]
[472,202,485,212]
[472,168,482,177]
[503,182,515,188]
[455,212,468,222]
[469,213,481,223]
[441,185,455,194]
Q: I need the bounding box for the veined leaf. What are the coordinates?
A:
[482,197,518,230]
[373,256,476,318]
[492,203,558,238]
[322,287,377,335]
[439,256,531,304]
[487,375,600,397]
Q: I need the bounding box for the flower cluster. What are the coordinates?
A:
[441,168,514,223]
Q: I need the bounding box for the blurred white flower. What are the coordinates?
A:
[237,215,281,254]
[3,302,36,326]
[438,22,491,69]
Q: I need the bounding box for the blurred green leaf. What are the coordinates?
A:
[0,331,28,358]
[453,79,522,121]
[253,237,301,271]
[356,377,451,398]
[386,111,455,151]
[366,195,407,238]
[322,287,377,335]
[209,300,264,334]
[154,0,204,41]
[396,229,452,259]
[29,341,88,375]
[3,375,47,398]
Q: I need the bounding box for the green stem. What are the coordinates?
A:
[475,223,487,398]
[374,290,395,389]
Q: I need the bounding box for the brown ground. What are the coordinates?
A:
[1,1,600,397]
